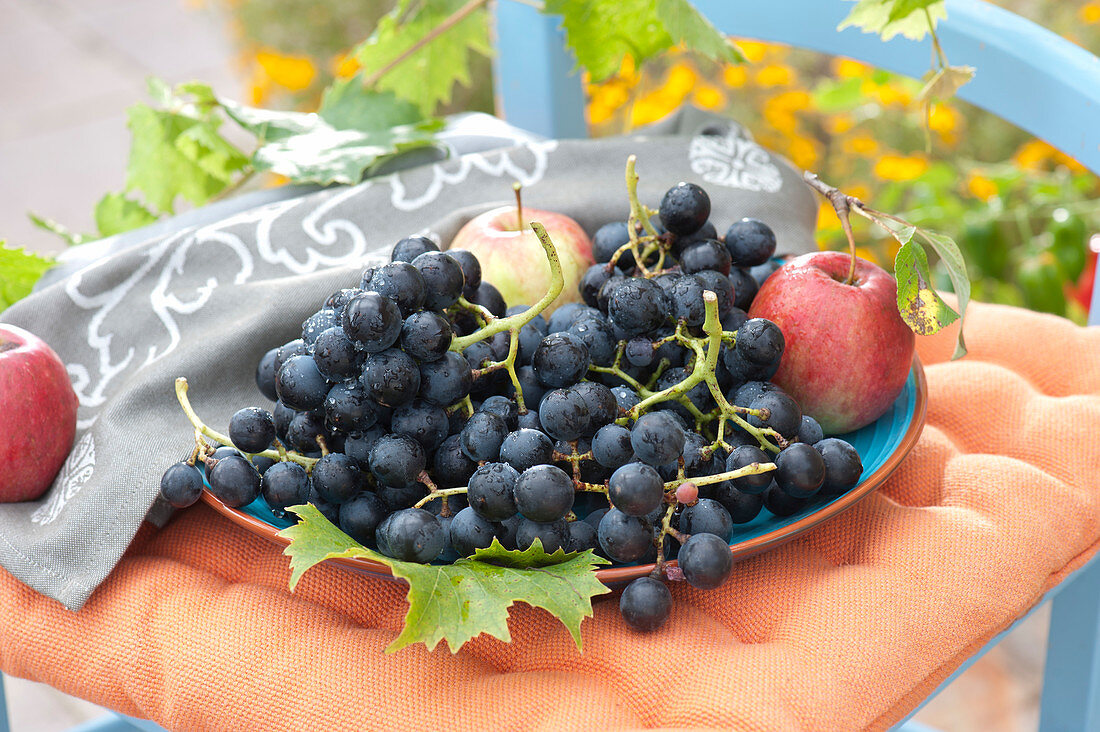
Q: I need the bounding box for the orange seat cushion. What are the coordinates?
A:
[2,301,1099,731]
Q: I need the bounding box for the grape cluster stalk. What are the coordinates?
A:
[161,155,864,633]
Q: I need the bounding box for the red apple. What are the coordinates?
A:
[747,251,914,434]
[0,324,78,502]
[450,206,594,313]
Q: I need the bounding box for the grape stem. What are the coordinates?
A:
[413,487,469,510]
[173,377,318,469]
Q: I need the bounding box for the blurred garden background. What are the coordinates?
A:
[204,0,1100,324]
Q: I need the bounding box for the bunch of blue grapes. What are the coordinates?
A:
[160,181,864,634]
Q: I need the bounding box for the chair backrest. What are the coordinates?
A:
[492,0,1100,321]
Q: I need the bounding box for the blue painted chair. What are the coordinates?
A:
[2,1,1098,729]
[496,1,1100,730]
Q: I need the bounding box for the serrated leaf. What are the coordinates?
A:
[894,238,958,335]
[94,192,158,238]
[918,229,970,359]
[28,213,93,247]
[839,0,946,41]
[655,0,744,65]
[319,76,424,130]
[0,242,54,311]
[279,504,611,653]
[221,100,320,143]
[544,0,673,82]
[174,121,250,184]
[354,0,492,116]
[250,118,443,186]
[917,64,975,103]
[884,0,943,23]
[125,104,240,212]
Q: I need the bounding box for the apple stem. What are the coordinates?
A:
[513,181,524,231]
[173,377,318,470]
[803,171,860,285]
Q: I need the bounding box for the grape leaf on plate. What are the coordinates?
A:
[0,242,54,312]
[354,0,492,116]
[279,503,611,653]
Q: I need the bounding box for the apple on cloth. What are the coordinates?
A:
[0,325,78,502]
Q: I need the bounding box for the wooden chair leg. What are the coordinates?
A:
[1040,557,1100,731]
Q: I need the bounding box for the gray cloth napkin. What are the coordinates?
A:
[0,107,819,610]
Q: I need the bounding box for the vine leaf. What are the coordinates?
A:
[544,0,674,82]
[354,0,492,116]
[278,504,610,654]
[894,238,958,335]
[0,242,54,312]
[918,229,970,359]
[222,87,443,186]
[124,81,249,213]
[318,76,424,130]
[94,193,158,238]
[839,0,946,41]
[654,0,745,66]
[917,64,975,104]
[28,214,93,247]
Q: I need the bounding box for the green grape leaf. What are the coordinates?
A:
[279,504,611,653]
[174,122,250,185]
[220,101,319,143]
[839,0,946,41]
[918,229,970,359]
[884,0,943,23]
[125,103,242,213]
[318,76,424,130]
[28,213,93,247]
[894,238,958,336]
[655,0,745,65]
[354,0,492,116]
[0,242,54,312]
[94,193,158,238]
[249,117,443,186]
[543,0,673,82]
[917,64,975,103]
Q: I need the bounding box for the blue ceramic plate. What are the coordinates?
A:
[202,355,928,583]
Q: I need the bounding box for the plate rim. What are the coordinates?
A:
[200,352,929,583]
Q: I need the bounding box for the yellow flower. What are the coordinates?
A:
[630,64,697,127]
[256,49,317,91]
[825,114,856,135]
[816,203,840,231]
[834,58,871,79]
[769,90,811,112]
[588,81,631,124]
[738,40,770,63]
[928,103,959,144]
[332,53,360,79]
[842,134,879,156]
[755,63,795,87]
[1081,2,1100,23]
[966,174,998,201]
[692,85,726,111]
[762,102,797,136]
[787,136,818,169]
[722,65,748,88]
[868,81,912,107]
[874,154,929,181]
